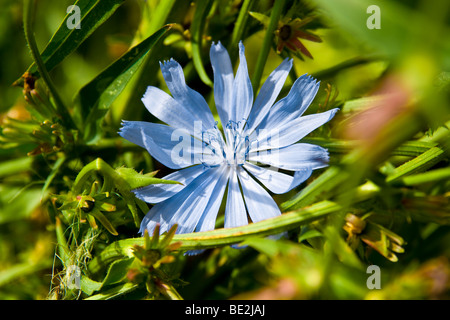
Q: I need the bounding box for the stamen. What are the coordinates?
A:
[201,120,253,168]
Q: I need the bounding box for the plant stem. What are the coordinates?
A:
[87,200,342,275]
[191,0,214,87]
[229,0,254,61]
[23,0,77,131]
[251,0,285,93]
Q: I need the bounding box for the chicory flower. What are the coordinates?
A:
[119,41,338,236]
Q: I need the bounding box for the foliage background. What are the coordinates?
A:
[0,0,449,300]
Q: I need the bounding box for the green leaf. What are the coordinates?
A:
[80,276,103,295]
[14,0,125,86]
[0,186,42,224]
[248,11,270,27]
[89,207,118,236]
[115,167,181,190]
[41,156,66,198]
[149,224,160,249]
[402,167,450,186]
[281,166,349,211]
[55,217,70,266]
[72,158,178,228]
[386,146,446,184]
[84,283,139,300]
[159,224,178,249]
[101,258,134,288]
[0,157,33,179]
[74,25,171,141]
[341,95,392,113]
[298,229,323,243]
[301,138,436,157]
[0,260,52,288]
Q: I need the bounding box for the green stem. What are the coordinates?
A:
[251,0,285,93]
[87,200,341,275]
[23,0,77,131]
[301,138,437,157]
[55,217,70,266]
[402,166,450,186]
[281,167,346,211]
[229,0,254,61]
[386,146,447,184]
[191,0,214,87]
[146,0,176,36]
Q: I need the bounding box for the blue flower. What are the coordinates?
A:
[119,41,338,236]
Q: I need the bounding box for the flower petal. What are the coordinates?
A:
[257,74,320,131]
[141,86,206,137]
[139,167,222,235]
[245,58,293,134]
[231,41,253,124]
[210,41,234,125]
[237,167,281,223]
[195,166,229,232]
[133,165,206,203]
[248,143,329,171]
[251,108,339,151]
[119,121,201,169]
[224,168,248,228]
[243,162,312,194]
[160,58,215,128]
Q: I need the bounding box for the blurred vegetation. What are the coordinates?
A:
[0,0,449,300]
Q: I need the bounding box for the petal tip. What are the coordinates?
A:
[238,40,245,53]
[210,41,226,54]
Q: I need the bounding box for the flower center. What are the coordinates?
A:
[201,121,250,168]
[279,24,292,41]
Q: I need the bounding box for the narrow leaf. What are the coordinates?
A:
[149,224,160,249]
[402,167,450,185]
[115,167,181,190]
[41,156,66,198]
[84,283,138,300]
[14,0,125,86]
[101,258,134,288]
[80,276,103,295]
[75,25,172,141]
[386,146,446,184]
[89,207,118,236]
